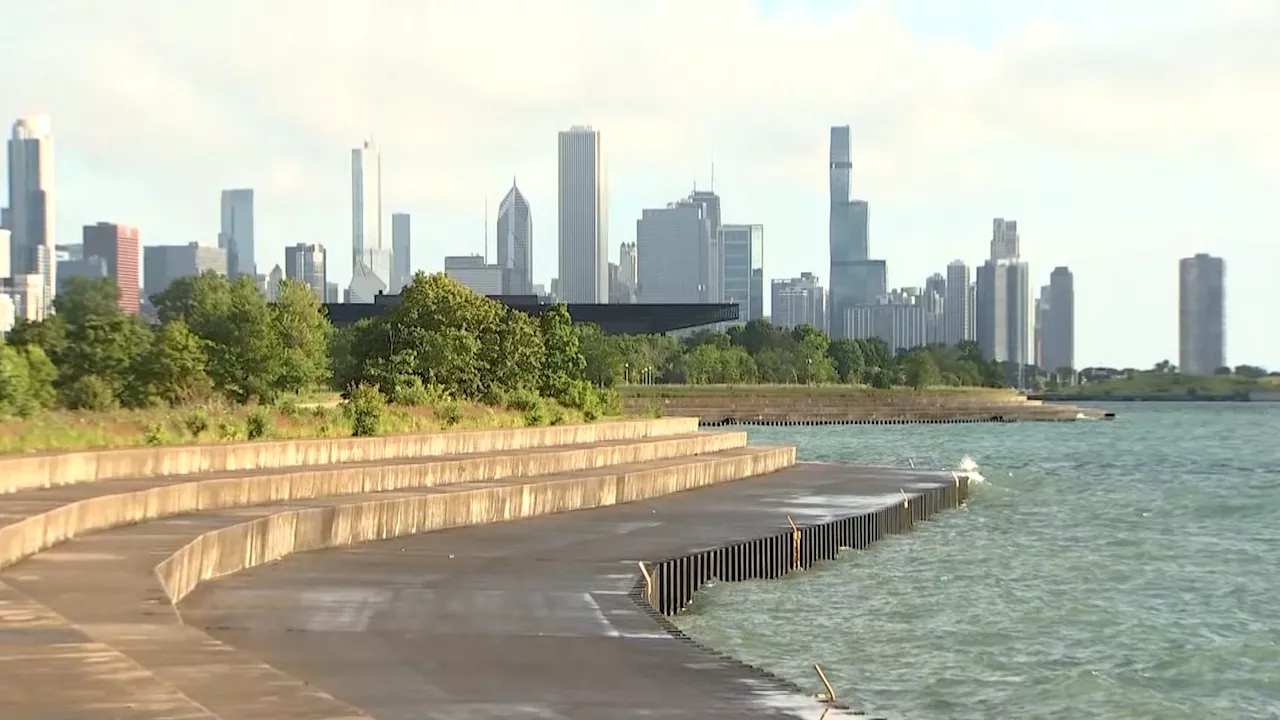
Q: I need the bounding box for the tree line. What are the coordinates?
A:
[0,272,615,421]
[576,321,1006,389]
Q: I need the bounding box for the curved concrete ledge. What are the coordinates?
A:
[157,446,796,604]
[0,416,699,494]
[0,431,747,573]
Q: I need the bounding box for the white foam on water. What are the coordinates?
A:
[956,455,987,484]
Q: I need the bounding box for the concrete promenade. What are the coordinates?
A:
[176,462,959,719]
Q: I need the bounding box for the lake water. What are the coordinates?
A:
[675,403,1280,719]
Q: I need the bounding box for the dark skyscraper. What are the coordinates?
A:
[1042,266,1075,373]
[828,125,872,339]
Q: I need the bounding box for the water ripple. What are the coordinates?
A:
[677,403,1280,720]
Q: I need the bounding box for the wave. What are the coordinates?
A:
[956,455,987,484]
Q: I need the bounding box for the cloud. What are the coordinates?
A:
[2,2,1277,332]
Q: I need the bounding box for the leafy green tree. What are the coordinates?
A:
[491,309,545,394]
[0,344,56,417]
[578,323,625,386]
[731,319,794,356]
[793,328,837,384]
[755,347,799,384]
[51,278,152,407]
[131,319,212,406]
[903,349,941,389]
[153,273,286,403]
[539,303,586,398]
[4,316,67,359]
[856,337,894,380]
[827,338,865,383]
[272,279,333,394]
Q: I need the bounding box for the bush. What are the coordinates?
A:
[183,408,211,437]
[389,375,448,406]
[345,382,385,437]
[246,408,273,440]
[523,401,550,427]
[143,422,165,445]
[217,421,241,441]
[549,406,569,426]
[60,374,120,411]
[436,400,462,427]
[504,388,542,413]
[559,379,618,422]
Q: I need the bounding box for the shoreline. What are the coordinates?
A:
[171,462,972,719]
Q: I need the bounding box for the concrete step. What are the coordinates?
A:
[0,431,747,573]
[1,416,701,494]
[0,445,795,720]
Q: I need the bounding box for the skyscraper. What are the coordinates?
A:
[284,243,327,301]
[143,243,227,299]
[976,259,1031,367]
[351,139,390,294]
[8,116,55,316]
[636,197,713,304]
[828,126,873,338]
[1179,253,1225,375]
[722,224,764,322]
[1042,266,1075,373]
[944,260,972,344]
[557,126,607,303]
[771,273,826,331]
[83,222,140,313]
[391,213,411,292]
[218,189,255,279]
[688,189,723,303]
[496,181,532,295]
[990,218,1020,260]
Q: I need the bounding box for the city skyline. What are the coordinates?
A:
[1,1,1276,368]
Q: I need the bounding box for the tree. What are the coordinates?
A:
[578,324,625,386]
[731,319,793,356]
[49,278,152,407]
[539,303,586,398]
[903,349,941,389]
[827,339,865,383]
[793,329,836,384]
[0,344,56,417]
[272,279,332,394]
[131,319,212,406]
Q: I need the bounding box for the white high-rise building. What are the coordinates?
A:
[350,139,390,297]
[218,189,256,279]
[8,116,55,316]
[391,213,411,292]
[557,126,607,303]
[944,260,972,344]
[496,181,532,295]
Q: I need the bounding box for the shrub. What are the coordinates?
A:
[143,423,165,445]
[647,403,665,418]
[345,382,385,437]
[436,400,462,427]
[523,401,550,427]
[246,408,273,440]
[549,406,569,426]
[217,421,241,441]
[504,388,542,413]
[60,374,119,411]
[183,408,211,438]
[275,399,301,418]
[481,384,509,408]
[389,375,448,406]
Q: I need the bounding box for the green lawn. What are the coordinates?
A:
[619,384,1014,398]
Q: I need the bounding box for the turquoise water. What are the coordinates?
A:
[675,403,1280,719]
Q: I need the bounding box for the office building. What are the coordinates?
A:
[496,182,532,295]
[722,224,764,322]
[922,276,946,345]
[557,126,607,302]
[944,260,972,344]
[1041,266,1075,373]
[636,196,714,304]
[325,281,339,303]
[1179,253,1225,375]
[828,126,875,339]
[259,265,284,302]
[0,228,8,279]
[688,190,723,303]
[351,139,391,294]
[0,293,13,336]
[143,243,227,299]
[390,213,411,293]
[444,254,502,296]
[83,222,140,313]
[618,242,637,291]
[975,259,1031,366]
[284,243,327,301]
[1034,284,1050,369]
[218,189,255,279]
[1,274,44,323]
[991,217,1020,260]
[56,257,107,294]
[771,273,826,330]
[54,243,81,263]
[845,290,931,352]
[8,116,55,315]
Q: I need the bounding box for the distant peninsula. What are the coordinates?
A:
[1035,368,1280,402]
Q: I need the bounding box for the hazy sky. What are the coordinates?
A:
[2,0,1277,369]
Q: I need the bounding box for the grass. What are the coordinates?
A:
[0,397,595,456]
[619,383,1015,398]
[1050,372,1267,397]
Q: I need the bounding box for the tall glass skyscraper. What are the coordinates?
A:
[828,125,873,338]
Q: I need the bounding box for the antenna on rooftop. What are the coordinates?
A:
[711,160,715,192]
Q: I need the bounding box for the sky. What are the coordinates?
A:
[1,0,1277,370]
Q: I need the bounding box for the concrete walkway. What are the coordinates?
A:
[174,462,952,720]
